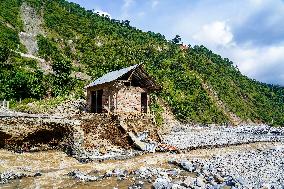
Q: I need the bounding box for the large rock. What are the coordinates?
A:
[179,160,196,172]
[152,177,172,189]
[195,177,206,188]
[182,176,195,188]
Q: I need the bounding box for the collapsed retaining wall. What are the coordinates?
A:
[0,116,81,152]
[0,113,159,157]
[79,113,159,150]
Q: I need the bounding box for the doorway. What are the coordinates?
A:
[141,92,148,113]
[91,90,103,113]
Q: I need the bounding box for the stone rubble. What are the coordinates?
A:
[67,170,98,182]
[0,170,41,184]
[163,124,284,150]
[152,144,284,188]
[52,99,86,116]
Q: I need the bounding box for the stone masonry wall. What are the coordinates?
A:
[86,82,150,114]
[116,86,148,113]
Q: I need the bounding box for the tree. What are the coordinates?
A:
[172,35,181,44]
[0,45,10,62]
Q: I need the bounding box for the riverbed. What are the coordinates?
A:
[1,142,283,188]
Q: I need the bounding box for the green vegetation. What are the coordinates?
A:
[0,0,283,126]
[11,96,68,113]
[150,94,164,126]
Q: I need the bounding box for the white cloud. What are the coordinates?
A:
[193,21,234,48]
[227,45,284,84]
[123,0,134,10]
[151,0,159,8]
[138,11,145,17]
[249,0,266,6]
[121,0,134,19]
[94,10,111,18]
[190,20,284,85]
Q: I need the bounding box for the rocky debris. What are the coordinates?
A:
[105,169,128,178]
[128,181,144,189]
[128,132,157,152]
[172,159,197,172]
[134,167,180,182]
[0,171,26,184]
[67,170,98,182]
[74,148,144,163]
[1,143,284,188]
[152,177,172,189]
[125,145,284,188]
[19,2,45,55]
[0,170,42,184]
[163,124,284,150]
[157,144,179,153]
[52,99,86,116]
[169,145,284,188]
[118,116,160,153]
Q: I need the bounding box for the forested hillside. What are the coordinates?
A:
[0,0,283,126]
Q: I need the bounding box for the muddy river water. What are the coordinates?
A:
[0,142,281,188]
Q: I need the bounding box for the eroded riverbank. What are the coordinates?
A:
[1,142,283,188]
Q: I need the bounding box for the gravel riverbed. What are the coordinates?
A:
[162,124,284,150]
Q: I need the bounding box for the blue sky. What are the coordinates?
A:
[68,0,284,86]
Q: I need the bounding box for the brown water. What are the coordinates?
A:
[0,142,279,189]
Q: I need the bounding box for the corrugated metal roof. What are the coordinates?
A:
[86,64,139,88]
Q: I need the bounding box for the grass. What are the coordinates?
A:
[10,96,69,114]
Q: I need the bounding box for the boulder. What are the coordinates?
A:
[179,160,196,172]
[152,177,172,189]
[182,176,195,188]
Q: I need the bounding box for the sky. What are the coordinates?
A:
[68,0,284,86]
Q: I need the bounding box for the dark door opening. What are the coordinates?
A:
[141,92,148,113]
[91,90,103,113]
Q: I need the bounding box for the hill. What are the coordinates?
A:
[0,0,283,126]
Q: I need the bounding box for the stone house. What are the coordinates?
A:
[85,64,160,114]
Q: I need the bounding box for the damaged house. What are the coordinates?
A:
[86,64,160,114]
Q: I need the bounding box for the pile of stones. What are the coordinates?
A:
[0,170,41,184]
[162,124,284,150]
[52,99,86,116]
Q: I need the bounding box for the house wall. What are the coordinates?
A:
[86,83,117,113]
[116,85,149,113]
[86,82,150,114]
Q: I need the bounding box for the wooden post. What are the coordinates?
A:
[108,95,111,114]
[115,92,118,113]
[95,90,98,113]
[7,101,9,110]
